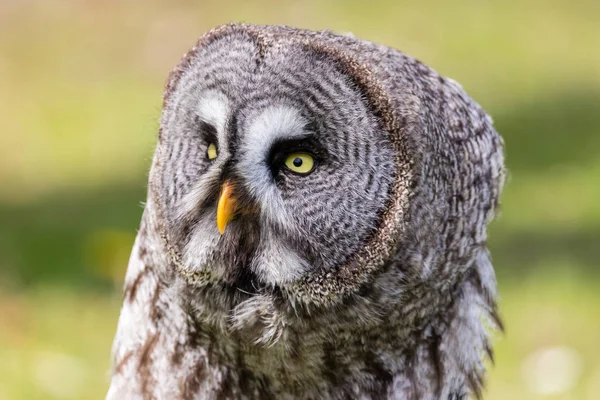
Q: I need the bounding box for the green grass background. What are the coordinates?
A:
[1,1,599,399]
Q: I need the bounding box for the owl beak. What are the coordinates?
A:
[216,181,238,234]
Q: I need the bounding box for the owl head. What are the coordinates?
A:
[149,24,504,315]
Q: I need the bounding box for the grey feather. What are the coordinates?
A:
[107,23,505,400]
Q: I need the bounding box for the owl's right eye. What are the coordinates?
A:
[207,143,218,160]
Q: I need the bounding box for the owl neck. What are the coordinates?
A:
[107,207,496,399]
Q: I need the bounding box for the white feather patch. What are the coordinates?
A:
[196,90,230,146]
[236,105,309,230]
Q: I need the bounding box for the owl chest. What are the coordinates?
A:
[160,325,409,399]
[153,340,465,400]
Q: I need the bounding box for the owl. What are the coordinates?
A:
[107,23,505,400]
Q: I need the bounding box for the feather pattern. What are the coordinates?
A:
[107,23,505,399]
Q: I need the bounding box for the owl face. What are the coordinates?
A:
[154,34,395,291]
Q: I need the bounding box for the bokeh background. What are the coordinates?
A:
[1,0,598,399]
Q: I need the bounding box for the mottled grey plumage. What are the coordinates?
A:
[107,23,505,399]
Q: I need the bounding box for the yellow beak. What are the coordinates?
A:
[216,181,238,234]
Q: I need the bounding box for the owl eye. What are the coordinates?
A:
[207,143,218,160]
[284,153,315,175]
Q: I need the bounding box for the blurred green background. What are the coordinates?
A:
[0,0,599,399]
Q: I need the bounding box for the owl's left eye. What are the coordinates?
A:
[268,135,324,178]
[207,143,218,160]
[284,153,315,175]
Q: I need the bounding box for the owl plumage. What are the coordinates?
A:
[107,24,505,400]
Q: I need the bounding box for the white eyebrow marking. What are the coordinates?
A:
[240,106,309,178]
[238,105,309,185]
[197,90,230,146]
[246,105,308,148]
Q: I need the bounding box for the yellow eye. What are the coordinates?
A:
[207,143,218,160]
[284,153,315,174]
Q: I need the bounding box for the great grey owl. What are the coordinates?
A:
[107,23,505,400]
